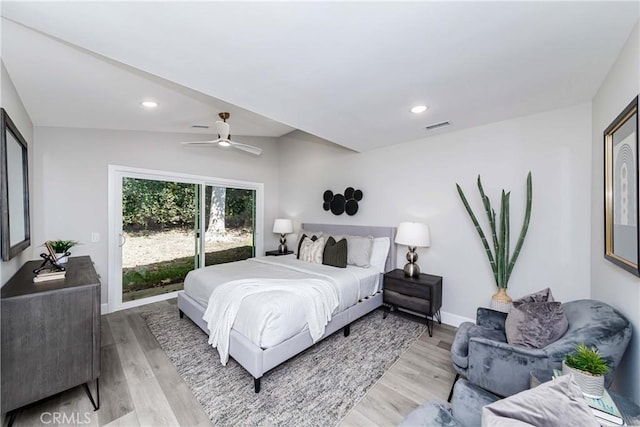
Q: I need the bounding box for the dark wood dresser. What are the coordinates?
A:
[1,256,101,416]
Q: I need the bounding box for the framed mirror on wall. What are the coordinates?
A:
[1,108,30,261]
[604,96,639,277]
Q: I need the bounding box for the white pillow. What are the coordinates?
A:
[369,237,390,273]
[299,236,325,264]
[345,235,374,267]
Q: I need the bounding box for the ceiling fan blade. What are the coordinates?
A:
[230,141,263,156]
[181,113,261,155]
[180,140,218,145]
[215,121,230,139]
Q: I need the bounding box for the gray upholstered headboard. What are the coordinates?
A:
[301,223,397,273]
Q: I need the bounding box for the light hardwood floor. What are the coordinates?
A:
[10,300,456,427]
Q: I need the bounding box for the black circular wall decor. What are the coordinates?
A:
[323,187,363,216]
[345,199,358,216]
[330,194,346,215]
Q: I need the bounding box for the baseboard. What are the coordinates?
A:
[101,303,110,314]
[440,311,474,327]
[395,306,473,328]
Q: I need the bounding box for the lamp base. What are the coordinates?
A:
[278,234,288,253]
[404,246,420,277]
[403,262,421,278]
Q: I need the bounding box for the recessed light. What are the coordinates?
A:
[411,105,428,114]
[141,101,158,108]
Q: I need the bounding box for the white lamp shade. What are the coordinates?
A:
[395,222,430,247]
[273,219,293,234]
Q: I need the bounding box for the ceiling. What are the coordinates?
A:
[1,2,638,152]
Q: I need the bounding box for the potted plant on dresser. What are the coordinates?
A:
[456,172,532,312]
[47,240,79,264]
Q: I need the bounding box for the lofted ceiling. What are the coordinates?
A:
[1,1,638,152]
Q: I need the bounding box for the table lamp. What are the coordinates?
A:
[273,219,293,253]
[395,222,430,277]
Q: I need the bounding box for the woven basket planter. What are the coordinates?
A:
[490,288,513,313]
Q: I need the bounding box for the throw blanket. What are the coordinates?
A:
[203,278,339,365]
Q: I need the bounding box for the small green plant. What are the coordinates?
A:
[48,240,79,253]
[564,343,609,376]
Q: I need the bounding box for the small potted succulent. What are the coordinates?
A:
[48,240,79,264]
[562,343,609,398]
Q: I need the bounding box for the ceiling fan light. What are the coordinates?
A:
[218,140,231,147]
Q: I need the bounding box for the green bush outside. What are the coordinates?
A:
[122,178,254,231]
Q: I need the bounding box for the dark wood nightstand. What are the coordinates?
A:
[383,269,443,336]
[265,250,293,256]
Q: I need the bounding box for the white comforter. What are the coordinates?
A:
[184,256,380,351]
[203,278,339,365]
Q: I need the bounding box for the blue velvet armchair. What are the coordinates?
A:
[449,299,632,397]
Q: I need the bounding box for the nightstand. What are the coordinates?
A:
[265,250,293,256]
[383,269,443,336]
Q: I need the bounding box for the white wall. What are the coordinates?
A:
[591,21,640,404]
[33,127,281,304]
[279,104,592,324]
[1,62,34,284]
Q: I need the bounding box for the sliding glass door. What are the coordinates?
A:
[108,166,263,311]
[121,177,199,302]
[203,186,256,267]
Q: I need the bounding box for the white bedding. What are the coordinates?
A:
[183,255,381,349]
[204,277,339,365]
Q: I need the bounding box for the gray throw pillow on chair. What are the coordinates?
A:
[482,375,599,427]
[505,288,568,349]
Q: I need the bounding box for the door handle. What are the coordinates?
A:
[119,233,127,247]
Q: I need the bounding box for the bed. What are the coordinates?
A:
[176,223,396,392]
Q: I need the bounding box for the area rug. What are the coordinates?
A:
[140,303,426,426]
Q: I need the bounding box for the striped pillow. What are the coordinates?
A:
[297,233,321,259]
[299,236,326,264]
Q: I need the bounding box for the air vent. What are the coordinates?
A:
[191,125,209,129]
[425,121,451,130]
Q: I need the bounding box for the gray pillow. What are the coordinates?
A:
[505,300,568,348]
[517,287,555,303]
[344,235,374,267]
[482,375,600,427]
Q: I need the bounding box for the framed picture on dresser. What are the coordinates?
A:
[604,95,639,277]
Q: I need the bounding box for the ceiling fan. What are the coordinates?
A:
[180,112,263,156]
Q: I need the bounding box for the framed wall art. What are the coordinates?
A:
[604,95,639,277]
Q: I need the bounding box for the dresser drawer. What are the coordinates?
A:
[384,276,431,299]
[384,289,430,314]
